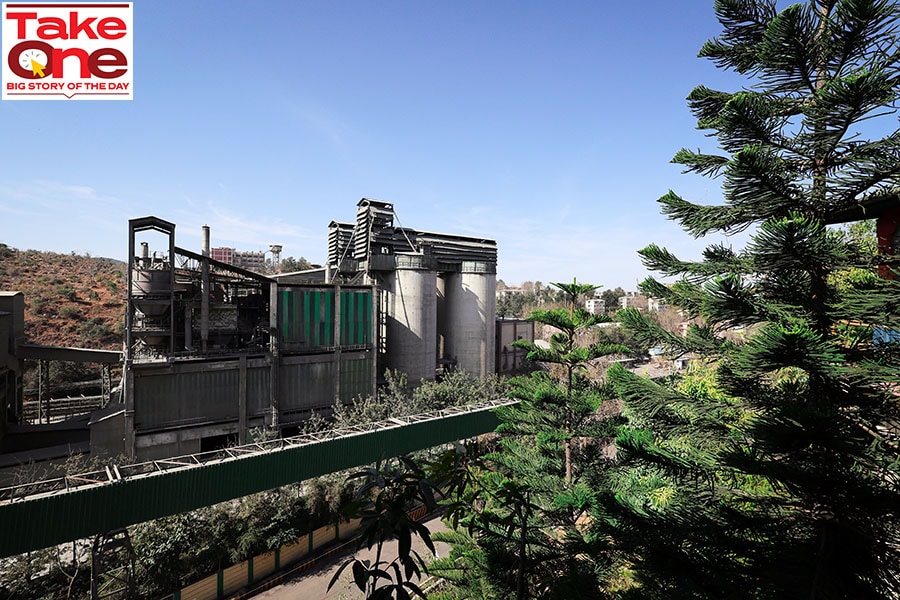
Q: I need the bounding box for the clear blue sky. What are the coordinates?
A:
[1,1,752,290]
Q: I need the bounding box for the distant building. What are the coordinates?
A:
[496,286,528,299]
[210,247,234,264]
[647,297,668,312]
[237,251,265,271]
[495,318,534,374]
[619,291,648,311]
[674,353,699,371]
[585,294,606,315]
[211,247,266,272]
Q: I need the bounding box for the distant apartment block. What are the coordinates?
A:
[210,247,234,264]
[618,292,670,313]
[585,295,606,315]
[211,247,267,271]
[496,286,528,298]
[647,297,669,312]
[619,291,648,311]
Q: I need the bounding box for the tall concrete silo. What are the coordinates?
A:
[436,275,446,365]
[383,254,437,382]
[442,263,497,377]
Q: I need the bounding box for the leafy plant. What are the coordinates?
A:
[330,455,438,599]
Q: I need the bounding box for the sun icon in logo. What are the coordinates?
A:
[17,47,48,77]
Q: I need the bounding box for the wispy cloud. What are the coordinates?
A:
[0,203,44,217]
[0,179,134,257]
[280,97,353,151]
[0,180,123,211]
[171,201,323,258]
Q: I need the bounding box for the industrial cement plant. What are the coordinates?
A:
[1,199,523,465]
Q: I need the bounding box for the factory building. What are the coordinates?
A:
[116,201,497,458]
[0,200,500,463]
[328,199,498,382]
[107,216,376,459]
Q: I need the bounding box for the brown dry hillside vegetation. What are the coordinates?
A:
[0,243,125,350]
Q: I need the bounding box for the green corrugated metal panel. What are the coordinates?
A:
[341,291,350,345]
[323,292,332,348]
[339,291,372,346]
[279,287,372,352]
[247,365,270,416]
[279,361,336,413]
[0,406,503,558]
[356,292,372,344]
[134,368,239,430]
[310,291,318,344]
[363,292,371,343]
[280,289,338,352]
[339,357,373,403]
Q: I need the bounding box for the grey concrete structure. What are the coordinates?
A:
[496,318,535,375]
[328,199,498,382]
[383,258,438,383]
[442,270,497,377]
[0,292,25,443]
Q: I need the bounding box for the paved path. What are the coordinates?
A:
[253,514,451,599]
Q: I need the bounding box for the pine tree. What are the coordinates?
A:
[506,279,629,486]
[604,1,900,597]
[431,280,630,598]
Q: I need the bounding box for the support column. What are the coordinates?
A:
[333,285,342,404]
[238,355,248,445]
[38,359,48,424]
[268,283,280,431]
[184,306,193,351]
[201,225,210,353]
[201,262,209,353]
[123,360,136,460]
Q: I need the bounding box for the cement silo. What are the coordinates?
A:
[339,199,498,383]
[383,254,437,382]
[442,263,497,377]
[435,275,446,366]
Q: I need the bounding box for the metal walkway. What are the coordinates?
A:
[0,399,511,558]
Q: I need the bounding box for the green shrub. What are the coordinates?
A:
[30,295,48,313]
[79,318,115,344]
[54,284,77,301]
[59,305,83,320]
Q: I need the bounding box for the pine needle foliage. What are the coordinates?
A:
[604,1,900,598]
[430,280,631,598]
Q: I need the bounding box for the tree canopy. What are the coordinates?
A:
[604,1,900,597]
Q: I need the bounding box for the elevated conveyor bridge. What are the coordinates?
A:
[0,399,512,558]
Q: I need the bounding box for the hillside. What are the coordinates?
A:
[0,244,125,350]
